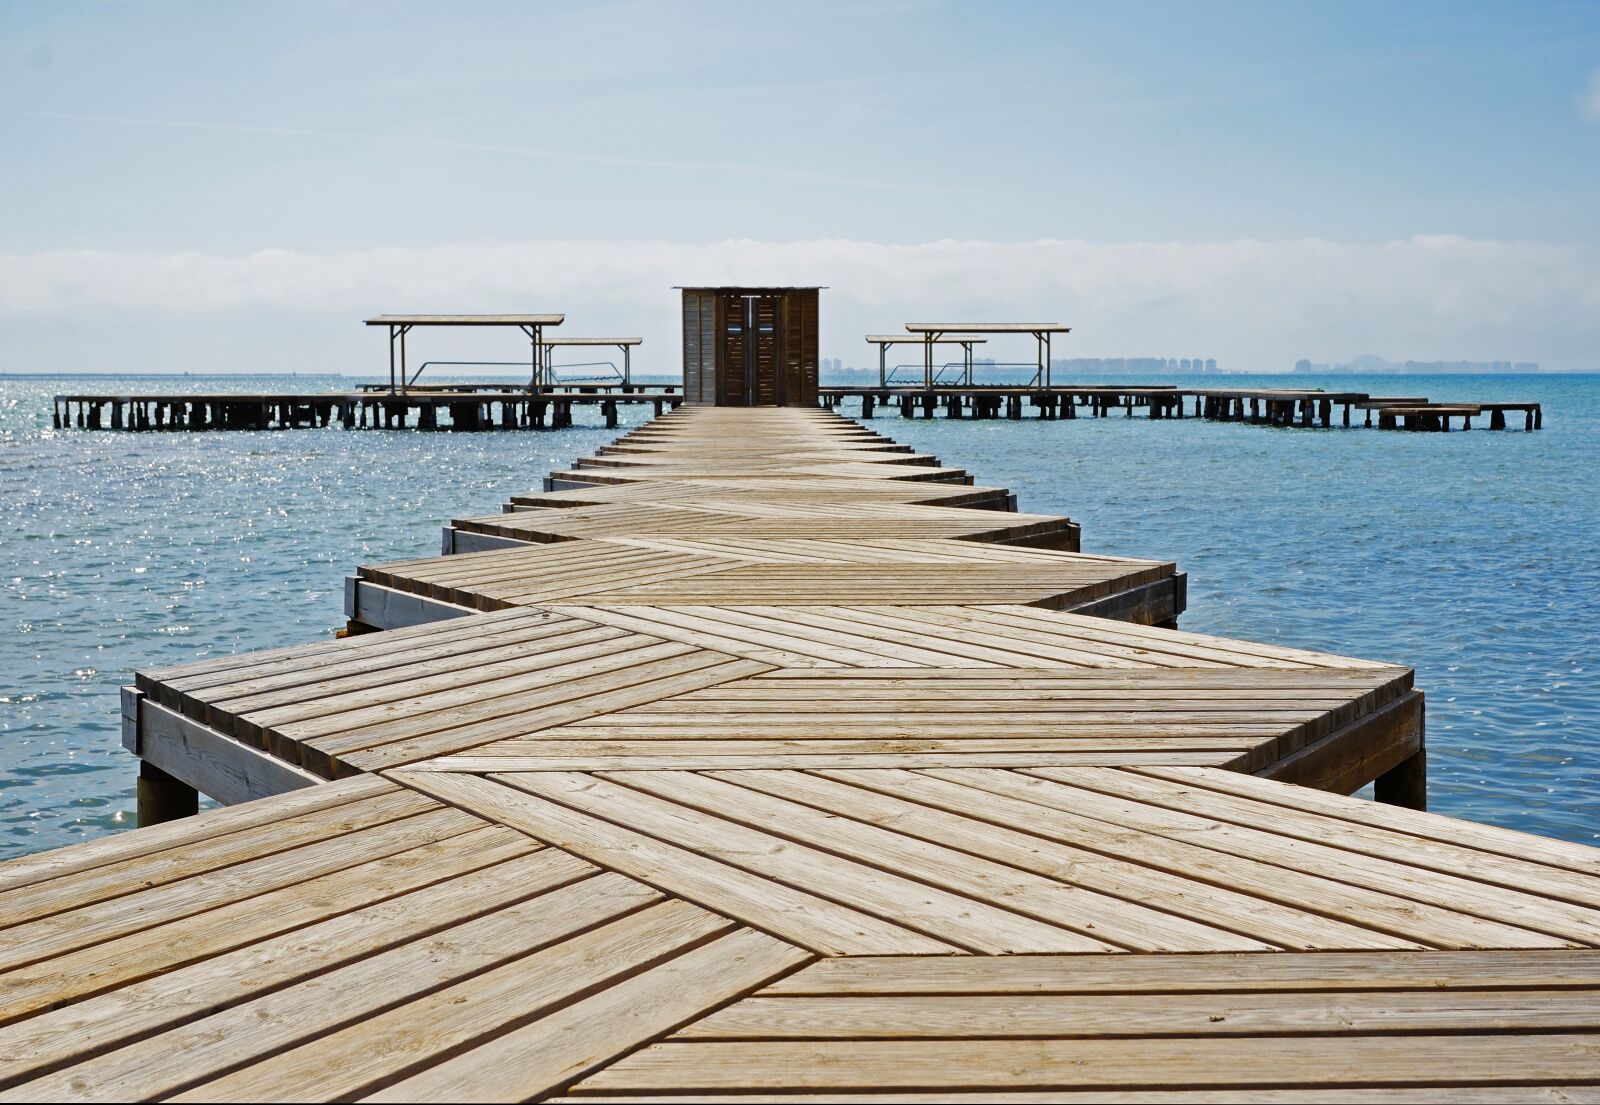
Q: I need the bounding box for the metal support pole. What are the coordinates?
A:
[623,344,631,387]
[388,326,397,392]
[399,326,409,395]
[879,345,886,388]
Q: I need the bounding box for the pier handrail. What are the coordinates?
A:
[548,360,626,386]
[883,361,1045,387]
[403,359,626,389]
[409,360,531,387]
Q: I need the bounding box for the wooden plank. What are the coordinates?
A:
[0,825,535,1024]
[764,947,1600,995]
[841,768,1559,949]
[169,897,724,1102]
[391,771,957,956]
[616,769,1274,952]
[137,698,323,798]
[571,1034,1600,1094]
[0,852,611,1093]
[703,769,1416,951]
[0,776,393,894]
[678,989,1600,1039]
[496,770,1119,954]
[322,654,774,773]
[363,928,811,1103]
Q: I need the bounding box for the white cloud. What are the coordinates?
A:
[2,237,1597,373]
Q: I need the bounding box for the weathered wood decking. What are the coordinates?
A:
[4,406,1598,1100]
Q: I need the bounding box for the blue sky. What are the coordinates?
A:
[4,0,1600,372]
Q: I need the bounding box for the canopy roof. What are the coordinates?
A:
[364,314,565,326]
[542,337,642,346]
[905,322,1070,334]
[866,334,987,344]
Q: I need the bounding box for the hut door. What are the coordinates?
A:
[718,294,783,406]
[749,295,781,405]
[717,293,746,406]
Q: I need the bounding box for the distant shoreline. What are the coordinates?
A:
[2,369,1595,379]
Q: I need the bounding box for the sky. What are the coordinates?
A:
[3,0,1599,373]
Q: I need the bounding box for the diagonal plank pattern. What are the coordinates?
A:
[6,404,1600,1100]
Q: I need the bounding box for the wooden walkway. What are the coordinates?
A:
[5,405,1598,1100]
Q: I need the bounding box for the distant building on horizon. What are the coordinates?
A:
[1294,355,1539,374]
[1046,357,1221,375]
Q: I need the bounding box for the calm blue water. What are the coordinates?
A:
[1,372,1596,857]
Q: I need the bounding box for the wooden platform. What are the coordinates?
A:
[446,499,1081,552]
[352,539,1182,622]
[4,404,1595,1100]
[7,769,1600,1099]
[819,384,1543,431]
[53,385,683,432]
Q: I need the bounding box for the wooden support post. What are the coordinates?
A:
[861,393,874,419]
[1374,747,1427,811]
[136,760,198,826]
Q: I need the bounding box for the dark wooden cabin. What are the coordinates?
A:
[680,287,820,406]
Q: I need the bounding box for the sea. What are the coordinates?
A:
[1,371,1596,859]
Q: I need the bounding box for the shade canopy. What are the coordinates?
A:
[905,322,1070,334]
[866,335,987,344]
[365,314,565,326]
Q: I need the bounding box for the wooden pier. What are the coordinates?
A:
[52,384,683,432]
[4,406,1599,1099]
[819,384,1543,431]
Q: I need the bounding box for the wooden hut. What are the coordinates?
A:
[680,287,820,406]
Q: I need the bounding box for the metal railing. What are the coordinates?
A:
[882,362,1044,387]
[548,360,625,385]
[381,359,627,390]
[407,360,531,388]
